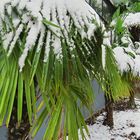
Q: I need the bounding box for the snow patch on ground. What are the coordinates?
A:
[80,99,140,140]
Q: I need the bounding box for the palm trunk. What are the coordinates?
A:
[8,95,30,140]
[128,90,136,109]
[103,95,114,128]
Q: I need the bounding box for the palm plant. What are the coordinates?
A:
[87,0,140,128]
[123,12,140,107]
[0,0,129,139]
[112,9,140,108]
[124,10,140,107]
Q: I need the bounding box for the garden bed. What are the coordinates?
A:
[81,98,140,140]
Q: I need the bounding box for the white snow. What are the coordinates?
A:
[0,0,11,19]
[102,45,106,69]
[11,0,19,7]
[103,32,111,47]
[2,32,14,50]
[36,26,46,53]
[79,99,140,140]
[18,0,28,10]
[133,55,140,76]
[8,24,24,56]
[135,42,140,54]
[113,44,140,75]
[0,0,107,71]
[121,35,132,45]
[112,12,140,76]
[52,36,62,58]
[113,47,135,73]
[124,12,140,27]
[44,31,51,62]
[19,22,41,71]
[26,0,43,18]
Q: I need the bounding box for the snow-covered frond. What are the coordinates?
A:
[18,23,42,70]
[111,11,140,76]
[113,46,140,76]
[8,24,24,56]
[113,47,135,73]
[44,31,51,63]
[135,42,140,54]
[124,12,140,27]
[52,36,62,58]
[121,35,133,45]
[0,0,11,19]
[0,0,105,71]
[2,31,14,50]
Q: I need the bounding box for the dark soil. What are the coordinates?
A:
[113,98,130,111]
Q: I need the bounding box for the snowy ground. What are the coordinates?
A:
[80,98,140,140]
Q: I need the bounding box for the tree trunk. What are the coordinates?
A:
[128,90,136,109]
[8,95,30,140]
[103,95,114,128]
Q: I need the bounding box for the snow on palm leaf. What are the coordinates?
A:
[113,52,140,78]
[123,12,140,75]
[124,12,140,28]
[0,0,103,71]
[113,40,140,76]
[124,12,140,53]
[112,11,140,76]
[113,47,135,72]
